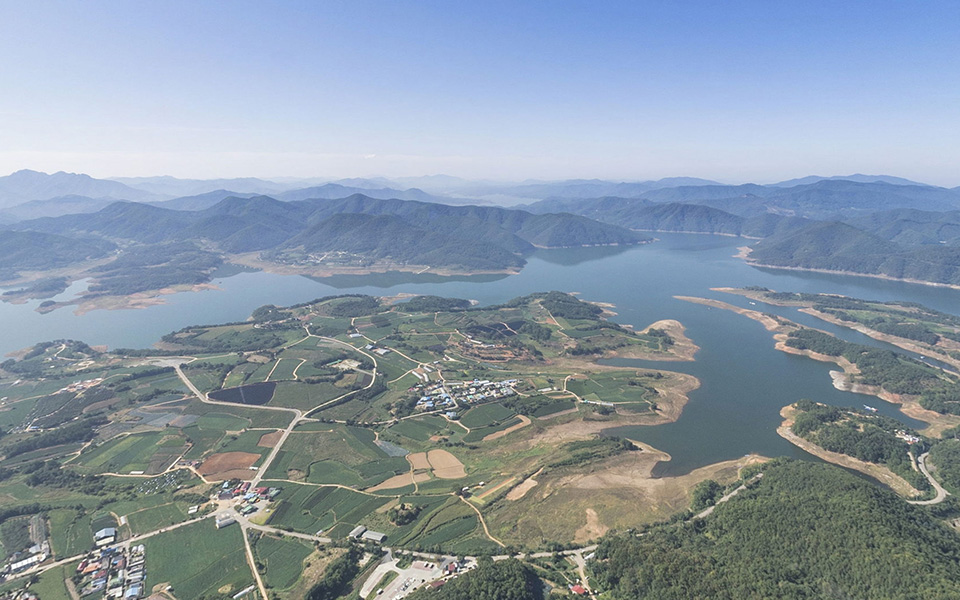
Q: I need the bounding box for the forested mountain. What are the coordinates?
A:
[5,193,647,275]
[150,189,261,211]
[749,221,960,285]
[845,208,960,245]
[525,198,811,238]
[272,213,525,271]
[0,230,115,276]
[112,175,289,197]
[591,460,960,599]
[633,180,960,219]
[408,559,543,600]
[274,183,479,205]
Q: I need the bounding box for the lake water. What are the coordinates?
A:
[4,233,960,475]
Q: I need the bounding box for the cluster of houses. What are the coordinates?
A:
[76,543,146,599]
[215,480,281,503]
[412,378,520,415]
[2,544,48,577]
[56,377,104,395]
[445,378,519,404]
[895,430,923,445]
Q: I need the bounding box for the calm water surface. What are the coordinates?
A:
[3,234,960,475]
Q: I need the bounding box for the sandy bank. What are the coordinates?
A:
[777,405,922,498]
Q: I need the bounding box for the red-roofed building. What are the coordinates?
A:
[570,584,588,595]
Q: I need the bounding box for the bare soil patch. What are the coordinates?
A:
[197,451,260,480]
[506,468,543,501]
[257,430,283,448]
[367,472,430,492]
[406,452,431,471]
[487,446,767,545]
[574,508,609,543]
[483,415,532,441]
[427,449,466,479]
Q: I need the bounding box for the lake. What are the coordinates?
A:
[4,233,960,475]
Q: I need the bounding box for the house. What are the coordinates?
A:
[570,584,588,595]
[95,527,117,546]
[215,512,236,528]
[348,525,367,538]
[360,530,387,543]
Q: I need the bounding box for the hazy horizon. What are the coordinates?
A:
[2,1,959,186]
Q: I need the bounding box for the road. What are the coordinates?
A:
[908,452,950,506]
[692,473,763,520]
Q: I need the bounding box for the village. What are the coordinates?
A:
[412,378,521,415]
[74,540,146,599]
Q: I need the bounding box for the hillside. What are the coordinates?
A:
[0,193,647,294]
[846,208,960,246]
[525,197,811,239]
[0,230,115,276]
[591,460,960,599]
[275,213,525,271]
[749,221,960,285]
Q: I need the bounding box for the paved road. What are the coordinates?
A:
[909,452,950,506]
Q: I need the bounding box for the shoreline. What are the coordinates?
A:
[744,259,960,292]
[676,295,960,436]
[777,405,922,498]
[714,287,960,373]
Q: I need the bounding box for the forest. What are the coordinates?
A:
[589,460,960,599]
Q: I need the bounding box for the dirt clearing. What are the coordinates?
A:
[483,415,532,441]
[367,472,431,492]
[407,452,431,470]
[427,449,466,479]
[197,452,260,481]
[257,430,283,448]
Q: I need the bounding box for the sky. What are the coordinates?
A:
[1,1,959,185]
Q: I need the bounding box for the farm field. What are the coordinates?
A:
[143,521,253,599]
[253,533,314,591]
[70,431,188,475]
[0,286,708,600]
[264,425,408,488]
[47,509,93,557]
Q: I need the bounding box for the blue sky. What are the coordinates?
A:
[1,1,958,184]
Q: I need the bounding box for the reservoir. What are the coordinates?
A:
[3,233,959,475]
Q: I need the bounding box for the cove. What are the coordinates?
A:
[3,233,960,476]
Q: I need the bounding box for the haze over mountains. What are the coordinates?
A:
[4,169,960,223]
[4,168,960,293]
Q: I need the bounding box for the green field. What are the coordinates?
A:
[72,431,188,475]
[196,412,251,431]
[386,416,449,443]
[566,371,655,409]
[143,521,253,599]
[460,403,515,428]
[463,416,524,442]
[253,534,314,591]
[47,509,93,557]
[126,502,190,535]
[267,485,393,535]
[269,381,345,411]
[27,559,78,600]
[268,358,302,382]
[264,425,407,487]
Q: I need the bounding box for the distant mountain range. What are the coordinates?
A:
[0,194,648,290]
[3,169,959,222]
[5,168,960,292]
